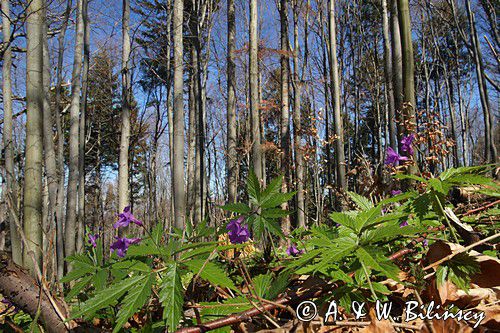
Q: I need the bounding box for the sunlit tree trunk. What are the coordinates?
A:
[328,0,346,190]
[2,0,22,265]
[118,0,131,220]
[24,0,45,271]
[390,0,403,146]
[65,0,84,262]
[382,0,397,150]
[172,0,186,229]
[227,0,237,204]
[249,0,263,181]
[77,0,90,251]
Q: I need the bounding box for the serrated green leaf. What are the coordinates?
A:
[262,217,285,238]
[71,274,144,319]
[112,260,151,273]
[260,176,283,205]
[159,263,184,330]
[65,275,93,301]
[247,170,261,202]
[261,208,291,218]
[356,247,383,272]
[329,212,358,231]
[394,174,426,183]
[252,274,272,298]
[220,203,252,214]
[61,262,95,283]
[185,259,237,290]
[347,191,374,210]
[113,274,153,333]
[93,269,108,291]
[261,192,296,209]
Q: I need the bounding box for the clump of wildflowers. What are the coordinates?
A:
[110,237,141,257]
[286,245,303,257]
[226,216,250,244]
[114,206,143,229]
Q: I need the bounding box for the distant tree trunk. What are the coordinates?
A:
[42,4,58,275]
[464,0,496,163]
[118,0,131,219]
[249,0,263,181]
[187,49,197,219]
[2,0,22,265]
[279,0,291,237]
[65,0,84,262]
[328,0,346,191]
[227,0,237,204]
[24,0,45,271]
[292,0,305,228]
[77,0,90,251]
[382,0,397,150]
[172,0,186,229]
[54,0,72,279]
[390,0,403,145]
[397,0,417,174]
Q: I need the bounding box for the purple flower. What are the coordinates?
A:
[400,134,415,155]
[385,147,408,166]
[391,190,402,196]
[422,239,428,247]
[226,216,250,244]
[88,233,99,248]
[286,245,303,257]
[399,220,409,228]
[110,237,141,258]
[114,206,143,229]
[1,298,18,313]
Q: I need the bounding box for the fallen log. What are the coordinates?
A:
[0,251,68,333]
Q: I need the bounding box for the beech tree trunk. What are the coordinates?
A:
[24,0,45,272]
[172,0,186,229]
[249,0,263,182]
[227,0,237,204]
[328,0,346,190]
[65,0,84,262]
[118,0,131,217]
[2,0,22,265]
[390,0,403,146]
[382,0,397,150]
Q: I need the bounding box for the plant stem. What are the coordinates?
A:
[360,261,378,301]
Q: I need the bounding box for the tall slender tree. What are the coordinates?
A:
[172,0,186,229]
[250,0,263,181]
[119,0,131,218]
[65,0,85,262]
[2,0,22,264]
[227,0,237,204]
[328,0,346,190]
[24,0,45,271]
[382,0,397,150]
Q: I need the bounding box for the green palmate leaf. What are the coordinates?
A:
[394,173,427,183]
[127,240,164,257]
[267,272,291,299]
[220,203,252,214]
[112,260,151,273]
[329,237,357,260]
[159,263,184,331]
[260,175,283,204]
[329,212,358,231]
[447,174,497,187]
[113,274,154,333]
[93,269,108,291]
[357,206,382,232]
[436,266,448,288]
[247,170,261,202]
[428,178,446,195]
[347,191,374,210]
[379,190,418,205]
[151,221,164,245]
[371,282,391,295]
[439,165,492,181]
[286,248,322,269]
[368,224,424,243]
[71,274,145,319]
[61,261,95,283]
[250,215,265,241]
[199,297,252,318]
[356,247,384,272]
[260,192,296,209]
[65,275,93,301]
[262,217,286,238]
[185,259,237,290]
[261,208,291,218]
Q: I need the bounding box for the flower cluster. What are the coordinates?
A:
[385,134,415,166]
[401,134,415,155]
[111,237,141,257]
[110,206,143,257]
[226,216,250,244]
[286,245,303,257]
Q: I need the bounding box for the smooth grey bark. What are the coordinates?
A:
[41,5,59,274]
[24,0,45,271]
[54,0,72,279]
[118,0,131,217]
[172,0,186,229]
[77,0,90,251]
[227,0,237,204]
[382,0,397,150]
[390,0,403,144]
[187,49,197,219]
[279,0,291,236]
[249,0,263,182]
[292,0,305,228]
[65,0,84,262]
[328,0,346,190]
[2,0,22,265]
